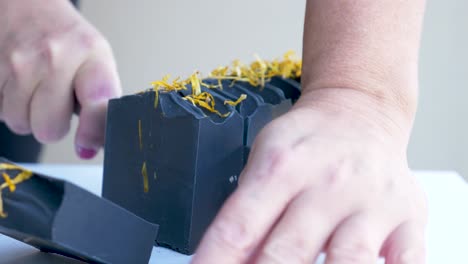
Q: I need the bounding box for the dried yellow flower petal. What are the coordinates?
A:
[142,162,149,193]
[224,94,247,106]
[0,190,6,219]
[0,163,34,218]
[2,173,15,192]
[184,92,231,118]
[0,164,24,171]
[190,72,202,96]
[148,51,302,117]
[138,120,143,151]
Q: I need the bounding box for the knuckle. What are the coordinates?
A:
[77,31,101,49]
[80,31,112,54]
[328,242,375,263]
[247,144,307,191]
[8,50,28,79]
[94,35,112,51]
[263,146,293,176]
[246,145,296,189]
[39,39,61,69]
[321,158,353,189]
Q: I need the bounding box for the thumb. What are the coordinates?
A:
[73,52,122,159]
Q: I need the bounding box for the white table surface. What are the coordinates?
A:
[0,165,467,264]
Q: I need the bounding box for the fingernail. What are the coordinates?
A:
[76,145,98,159]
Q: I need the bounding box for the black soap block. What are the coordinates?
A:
[226,83,283,155]
[103,90,244,254]
[243,82,293,118]
[207,80,296,162]
[103,77,302,255]
[204,79,292,140]
[202,80,271,164]
[269,76,301,103]
[0,158,158,264]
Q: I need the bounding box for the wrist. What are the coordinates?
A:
[294,87,416,149]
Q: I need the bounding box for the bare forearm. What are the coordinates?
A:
[302,0,426,121]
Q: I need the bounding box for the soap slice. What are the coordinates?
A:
[103,91,243,254]
[204,80,277,164]
[269,76,301,103]
[0,158,158,264]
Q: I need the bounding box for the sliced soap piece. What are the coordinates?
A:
[103,90,244,254]
[202,80,280,163]
[103,77,302,255]
[269,76,301,103]
[208,79,297,162]
[0,158,158,264]
[255,83,293,118]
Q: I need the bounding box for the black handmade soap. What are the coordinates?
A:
[270,76,301,103]
[204,79,290,164]
[103,77,301,255]
[103,90,244,254]
[0,158,158,264]
[242,82,293,118]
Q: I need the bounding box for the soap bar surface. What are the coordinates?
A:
[103,91,243,254]
[103,78,301,255]
[0,158,159,264]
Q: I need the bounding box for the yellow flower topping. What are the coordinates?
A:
[0,163,34,218]
[141,162,149,193]
[149,51,302,117]
[224,94,247,106]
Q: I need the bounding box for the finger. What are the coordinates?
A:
[384,221,426,264]
[73,45,121,159]
[191,145,305,264]
[325,212,393,264]
[2,51,44,135]
[30,63,75,143]
[0,65,8,120]
[254,190,339,264]
[2,78,33,134]
[191,179,294,264]
[27,33,90,143]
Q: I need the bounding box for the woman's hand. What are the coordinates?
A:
[0,0,121,159]
[192,88,427,264]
